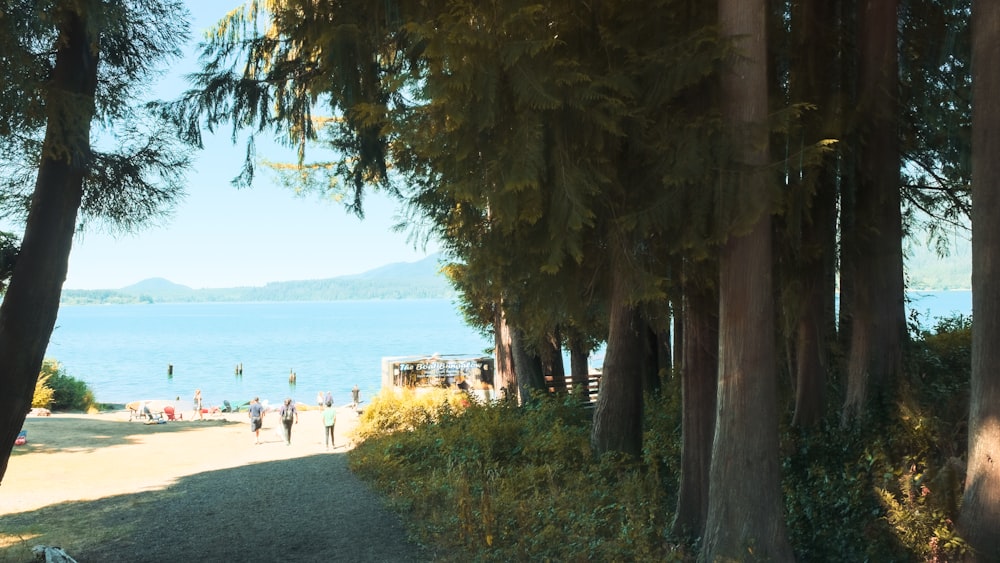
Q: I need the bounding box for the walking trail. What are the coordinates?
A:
[0,409,430,562]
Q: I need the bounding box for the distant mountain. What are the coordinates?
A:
[60,244,970,306]
[121,277,194,295]
[60,254,454,305]
[906,236,971,290]
[340,254,442,280]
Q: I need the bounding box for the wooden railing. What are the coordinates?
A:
[542,373,601,404]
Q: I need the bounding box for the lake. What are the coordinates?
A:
[43,291,971,407]
[45,299,492,407]
[907,290,972,323]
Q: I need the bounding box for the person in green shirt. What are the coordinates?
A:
[322,400,337,450]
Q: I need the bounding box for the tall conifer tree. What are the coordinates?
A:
[702,0,794,557]
[0,0,190,482]
[959,0,1000,556]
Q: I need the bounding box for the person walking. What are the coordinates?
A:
[248,397,265,444]
[280,398,298,445]
[193,389,203,421]
[322,399,337,450]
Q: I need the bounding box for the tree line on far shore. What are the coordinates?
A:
[60,277,453,305]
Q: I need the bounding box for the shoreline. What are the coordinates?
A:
[4,407,360,518]
[1,406,430,562]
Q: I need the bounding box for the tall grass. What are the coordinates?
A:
[348,316,972,560]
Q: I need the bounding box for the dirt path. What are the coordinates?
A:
[0,410,431,562]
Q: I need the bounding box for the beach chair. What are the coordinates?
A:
[163,405,182,421]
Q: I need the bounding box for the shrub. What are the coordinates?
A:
[351,313,972,562]
[32,370,55,408]
[354,387,472,441]
[783,313,972,561]
[349,389,686,562]
[38,359,95,412]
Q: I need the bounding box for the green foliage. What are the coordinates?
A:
[909,314,971,427]
[0,0,192,229]
[784,419,923,561]
[783,314,971,561]
[0,231,17,294]
[877,467,968,561]
[352,317,970,562]
[350,389,688,562]
[39,360,96,412]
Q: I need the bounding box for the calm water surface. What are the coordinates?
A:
[44,291,970,407]
[45,299,491,407]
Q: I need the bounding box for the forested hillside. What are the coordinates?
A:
[907,235,972,290]
[59,255,452,304]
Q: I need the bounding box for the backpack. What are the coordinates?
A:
[282,405,294,422]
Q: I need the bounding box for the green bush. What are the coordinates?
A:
[350,389,686,562]
[38,359,95,412]
[350,316,971,561]
[782,313,971,561]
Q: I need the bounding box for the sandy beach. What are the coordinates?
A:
[0,407,430,562]
[2,408,356,515]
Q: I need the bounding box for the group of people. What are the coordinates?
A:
[246,392,338,449]
[193,387,347,448]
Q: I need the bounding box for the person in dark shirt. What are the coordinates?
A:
[279,398,298,446]
[248,397,265,444]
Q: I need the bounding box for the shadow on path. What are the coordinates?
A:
[1,452,431,562]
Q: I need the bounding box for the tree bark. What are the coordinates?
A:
[539,329,566,392]
[641,320,662,395]
[842,0,905,426]
[702,0,793,558]
[0,7,98,483]
[787,0,841,427]
[671,276,718,539]
[493,303,517,402]
[567,335,591,401]
[958,2,1000,557]
[511,326,545,404]
[590,256,645,458]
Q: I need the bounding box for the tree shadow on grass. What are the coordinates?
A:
[11,416,242,457]
[0,452,431,563]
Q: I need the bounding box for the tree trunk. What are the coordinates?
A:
[791,279,828,426]
[511,327,545,404]
[958,2,1000,557]
[590,259,645,458]
[659,325,672,377]
[493,303,517,402]
[567,335,591,401]
[787,0,841,428]
[842,0,904,426]
[0,8,97,483]
[702,0,793,558]
[641,320,662,395]
[837,0,860,363]
[671,277,718,539]
[539,329,566,392]
[673,295,685,373]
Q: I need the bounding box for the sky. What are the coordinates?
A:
[56,1,436,290]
